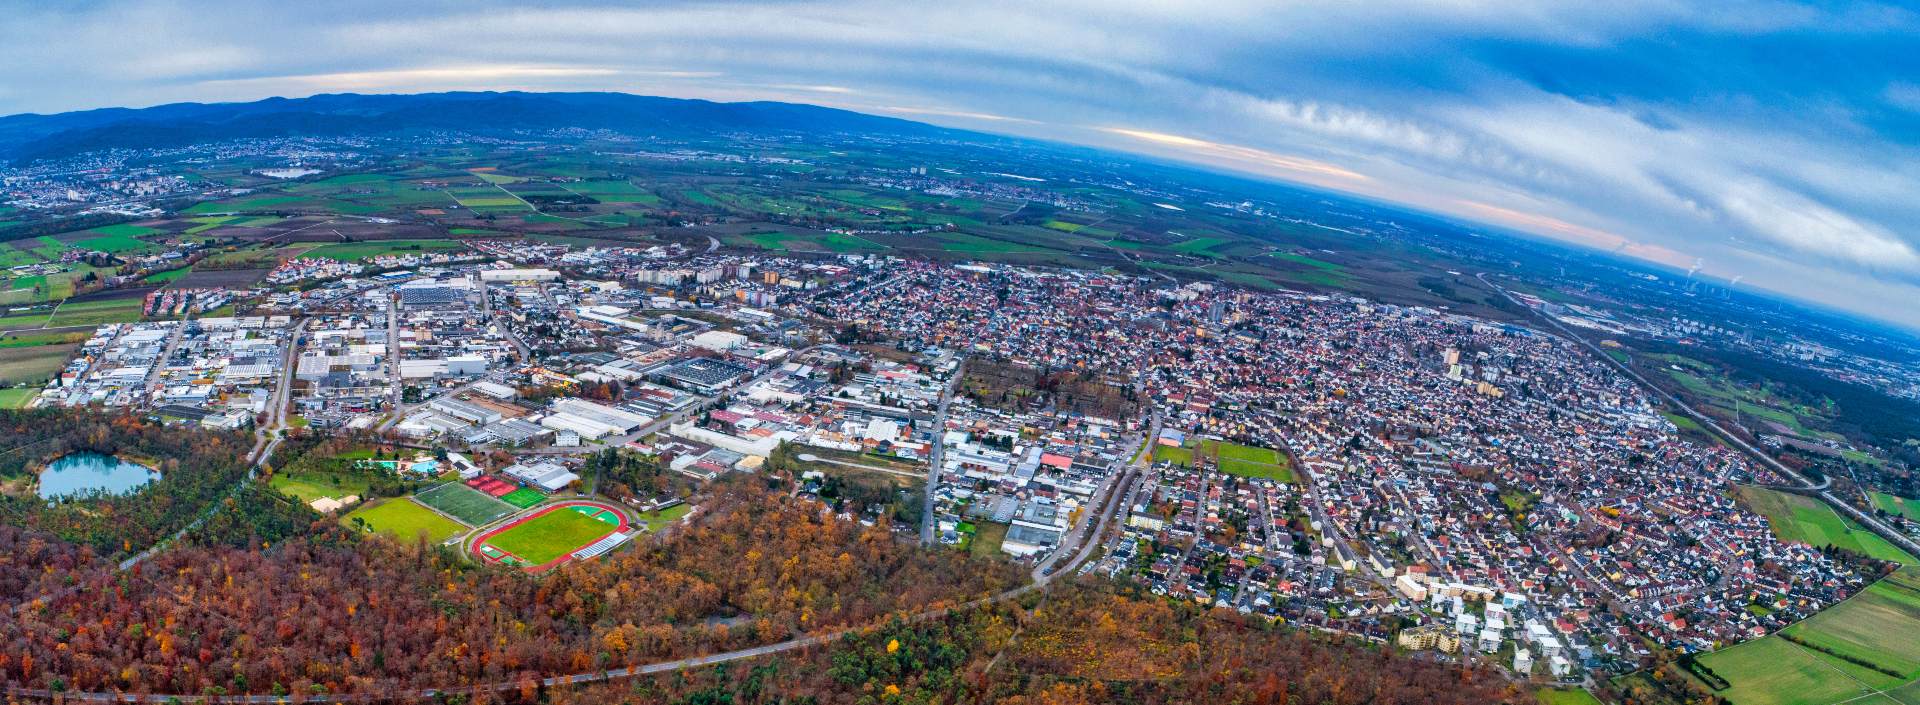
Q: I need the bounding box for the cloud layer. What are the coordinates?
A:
[2,1,1917,324]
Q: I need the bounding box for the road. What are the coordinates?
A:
[922,360,965,545]
[117,319,304,572]
[1477,272,1920,560]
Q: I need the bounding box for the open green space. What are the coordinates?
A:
[83,223,162,238]
[269,468,372,503]
[967,520,1009,558]
[0,388,39,409]
[304,239,464,262]
[0,342,76,384]
[1739,486,1915,564]
[412,482,514,525]
[343,499,465,544]
[1535,688,1604,705]
[634,502,692,532]
[1873,492,1920,523]
[142,268,190,284]
[47,297,146,328]
[73,233,155,254]
[1698,569,1920,705]
[485,506,620,565]
[1156,438,1294,481]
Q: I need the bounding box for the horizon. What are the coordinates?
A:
[1,2,1915,327]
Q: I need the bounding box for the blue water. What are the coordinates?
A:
[38,452,159,499]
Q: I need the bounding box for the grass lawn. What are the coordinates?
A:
[968,520,1009,558]
[487,507,620,565]
[0,388,39,409]
[1536,688,1604,705]
[343,499,465,544]
[1160,438,1295,482]
[1154,444,1194,467]
[1739,486,1915,564]
[634,503,691,532]
[269,469,372,503]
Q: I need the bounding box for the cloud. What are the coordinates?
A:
[1,0,1918,324]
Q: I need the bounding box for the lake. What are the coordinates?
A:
[38,452,159,499]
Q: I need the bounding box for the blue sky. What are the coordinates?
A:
[3,1,1918,324]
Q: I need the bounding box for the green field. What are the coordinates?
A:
[967,520,1009,558]
[1698,570,1920,705]
[500,487,546,509]
[634,503,691,532]
[304,239,465,262]
[343,499,466,544]
[47,297,146,328]
[1156,438,1294,481]
[270,469,372,503]
[0,388,39,409]
[142,268,190,284]
[0,343,76,384]
[486,505,621,565]
[1874,492,1920,522]
[1740,486,1915,564]
[412,482,513,525]
[1536,688,1604,705]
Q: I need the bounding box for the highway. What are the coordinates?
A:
[1477,272,1920,560]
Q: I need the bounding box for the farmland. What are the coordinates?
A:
[1697,569,1920,705]
[0,342,77,385]
[1738,485,1915,564]
[304,239,466,262]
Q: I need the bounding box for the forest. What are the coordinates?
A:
[0,410,253,559]
[0,477,1025,696]
[534,580,1525,705]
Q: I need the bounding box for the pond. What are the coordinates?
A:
[38,452,159,499]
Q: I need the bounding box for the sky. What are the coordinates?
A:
[2,1,1918,325]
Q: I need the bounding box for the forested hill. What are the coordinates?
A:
[0,91,957,163]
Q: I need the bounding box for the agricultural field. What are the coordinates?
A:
[303,239,465,262]
[1697,569,1920,705]
[343,499,466,544]
[1738,486,1915,564]
[412,482,514,526]
[46,296,146,328]
[1874,492,1920,522]
[0,342,77,385]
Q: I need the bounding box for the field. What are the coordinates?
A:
[1536,689,1604,705]
[0,342,77,385]
[473,501,628,570]
[413,482,515,525]
[1874,492,1920,522]
[1738,486,1915,564]
[633,502,692,532]
[269,468,372,503]
[343,499,466,544]
[967,520,1010,558]
[499,487,546,509]
[304,239,466,262]
[47,297,146,328]
[1155,438,1294,481]
[1697,569,1920,705]
[0,388,39,409]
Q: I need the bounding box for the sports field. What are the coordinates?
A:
[500,487,545,509]
[414,482,515,525]
[473,501,629,571]
[1697,569,1920,705]
[343,498,466,544]
[1155,438,1295,482]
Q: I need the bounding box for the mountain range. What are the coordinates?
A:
[0,91,952,163]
